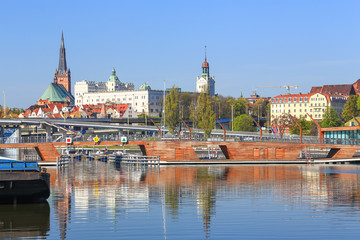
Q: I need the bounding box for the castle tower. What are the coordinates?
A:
[54,32,72,95]
[196,46,215,96]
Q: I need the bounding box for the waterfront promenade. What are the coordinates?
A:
[0,138,359,163]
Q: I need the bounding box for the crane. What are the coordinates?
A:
[256,85,298,95]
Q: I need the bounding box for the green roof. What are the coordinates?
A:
[139,82,151,90]
[40,83,74,104]
[108,68,120,82]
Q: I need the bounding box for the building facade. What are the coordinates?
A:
[196,49,215,96]
[75,71,165,117]
[271,92,347,122]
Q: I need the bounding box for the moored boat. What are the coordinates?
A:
[0,158,50,204]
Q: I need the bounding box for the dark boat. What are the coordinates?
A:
[0,158,50,204]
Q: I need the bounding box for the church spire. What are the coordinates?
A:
[61,31,65,48]
[58,32,67,75]
[54,32,72,95]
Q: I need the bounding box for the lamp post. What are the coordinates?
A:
[231,104,234,131]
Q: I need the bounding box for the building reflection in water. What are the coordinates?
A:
[48,161,360,239]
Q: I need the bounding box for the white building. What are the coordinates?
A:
[75,70,165,117]
[196,51,215,96]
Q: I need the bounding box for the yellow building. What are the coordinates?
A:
[271,92,347,122]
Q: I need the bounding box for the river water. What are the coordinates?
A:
[2,161,360,239]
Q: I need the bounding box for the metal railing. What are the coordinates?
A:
[1,132,360,146]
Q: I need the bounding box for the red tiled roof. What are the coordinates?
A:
[311,84,355,96]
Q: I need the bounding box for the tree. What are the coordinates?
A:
[228,98,247,117]
[289,116,312,135]
[252,98,267,118]
[165,86,180,134]
[271,113,292,137]
[179,92,194,119]
[321,107,342,128]
[197,91,215,137]
[233,114,254,131]
[342,95,359,122]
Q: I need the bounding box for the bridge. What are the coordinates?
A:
[0,138,359,164]
[0,118,359,164]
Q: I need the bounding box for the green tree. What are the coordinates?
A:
[197,91,215,137]
[165,86,180,134]
[289,117,312,135]
[321,107,342,128]
[233,114,254,131]
[342,95,359,122]
[252,98,267,118]
[179,92,194,119]
[228,97,247,117]
[271,113,292,138]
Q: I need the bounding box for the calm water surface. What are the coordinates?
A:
[2,161,360,239]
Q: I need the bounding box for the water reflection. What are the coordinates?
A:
[37,163,360,239]
[0,202,50,239]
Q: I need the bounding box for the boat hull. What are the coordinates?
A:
[0,172,50,204]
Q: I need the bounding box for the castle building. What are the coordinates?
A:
[74,70,165,117]
[196,47,215,96]
[54,32,72,95]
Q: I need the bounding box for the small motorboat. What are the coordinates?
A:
[0,158,50,204]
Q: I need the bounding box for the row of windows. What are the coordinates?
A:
[272,108,325,113]
[272,114,322,119]
[273,102,327,107]
[274,97,309,103]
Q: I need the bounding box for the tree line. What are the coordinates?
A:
[163,86,271,137]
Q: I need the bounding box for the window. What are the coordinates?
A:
[310,109,312,112]
[294,109,296,112]
[300,97,303,102]
[288,97,291,101]
[294,97,297,102]
[305,97,308,101]
[323,103,325,106]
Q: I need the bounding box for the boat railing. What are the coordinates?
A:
[0,161,40,171]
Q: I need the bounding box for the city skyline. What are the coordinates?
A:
[2,0,360,108]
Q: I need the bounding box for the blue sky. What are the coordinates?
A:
[1,0,360,108]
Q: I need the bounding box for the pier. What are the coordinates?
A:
[0,139,359,164]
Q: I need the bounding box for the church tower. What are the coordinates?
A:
[196,46,215,96]
[54,32,72,95]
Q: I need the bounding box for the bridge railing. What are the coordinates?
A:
[0,133,360,146]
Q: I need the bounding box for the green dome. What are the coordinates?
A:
[40,83,74,104]
[139,82,151,90]
[108,68,120,82]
